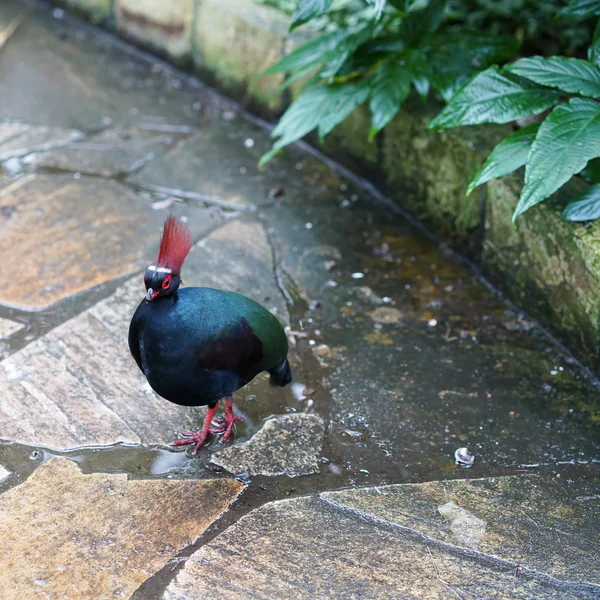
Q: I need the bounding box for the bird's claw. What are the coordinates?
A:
[171,431,208,453]
[171,401,245,452]
[219,414,244,443]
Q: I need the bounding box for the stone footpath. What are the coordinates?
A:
[0,2,598,599]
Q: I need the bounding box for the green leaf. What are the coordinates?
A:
[366,0,387,20]
[428,67,561,130]
[290,0,333,30]
[368,62,411,139]
[265,29,350,75]
[404,49,431,98]
[428,51,473,102]
[467,122,540,194]
[406,0,430,11]
[332,36,405,81]
[513,98,600,222]
[441,30,520,65]
[411,76,430,98]
[398,0,446,48]
[589,18,600,67]
[560,0,600,16]
[506,56,600,98]
[562,184,600,221]
[260,86,335,166]
[317,80,371,139]
[278,65,320,92]
[320,26,376,79]
[259,82,370,165]
[388,0,429,12]
[428,31,520,102]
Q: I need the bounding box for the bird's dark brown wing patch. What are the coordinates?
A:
[200,317,264,378]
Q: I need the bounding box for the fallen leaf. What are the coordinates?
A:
[363,331,393,345]
[368,307,402,324]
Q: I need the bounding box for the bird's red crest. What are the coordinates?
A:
[153,216,193,275]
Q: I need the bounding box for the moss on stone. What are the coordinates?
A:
[314,104,379,174]
[381,99,508,255]
[485,173,600,367]
[54,0,112,25]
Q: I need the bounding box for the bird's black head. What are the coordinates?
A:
[144,267,181,302]
[144,216,193,303]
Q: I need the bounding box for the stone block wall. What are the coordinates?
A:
[51,0,600,371]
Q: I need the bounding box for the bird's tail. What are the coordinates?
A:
[269,358,292,387]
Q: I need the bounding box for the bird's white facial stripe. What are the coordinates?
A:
[147,265,172,274]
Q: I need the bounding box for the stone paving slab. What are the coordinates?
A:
[0,122,82,161]
[56,0,111,24]
[0,465,10,483]
[165,482,589,600]
[129,124,279,209]
[323,475,600,587]
[0,173,219,310]
[0,317,23,338]
[34,126,188,177]
[0,458,243,600]
[211,413,324,477]
[0,219,288,449]
[0,3,209,131]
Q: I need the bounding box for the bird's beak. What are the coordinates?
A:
[146,288,157,302]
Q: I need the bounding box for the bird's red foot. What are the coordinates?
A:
[170,405,219,453]
[220,414,244,442]
[170,399,244,452]
[217,397,244,442]
[171,431,208,453]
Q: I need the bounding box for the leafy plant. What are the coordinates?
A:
[432,54,600,222]
[259,0,519,164]
[260,0,600,222]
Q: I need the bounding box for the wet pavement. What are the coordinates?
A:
[0,2,599,599]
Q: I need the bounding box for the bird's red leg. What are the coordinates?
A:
[171,405,218,453]
[219,396,244,442]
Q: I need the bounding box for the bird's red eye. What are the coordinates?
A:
[162,275,172,290]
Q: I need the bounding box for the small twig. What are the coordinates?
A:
[501,545,528,586]
[516,508,539,528]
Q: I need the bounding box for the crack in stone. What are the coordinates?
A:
[319,495,600,597]
[262,220,295,310]
[131,182,249,212]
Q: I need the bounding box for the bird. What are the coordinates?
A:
[128,215,292,452]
